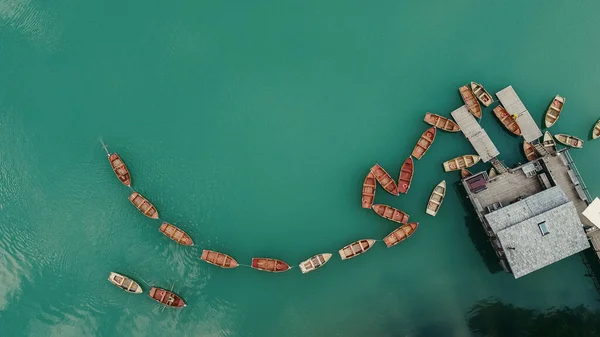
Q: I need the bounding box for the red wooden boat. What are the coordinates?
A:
[383,223,418,248]
[159,222,194,246]
[411,127,436,160]
[108,153,131,187]
[397,157,414,194]
[148,287,186,308]
[461,169,472,178]
[361,171,376,208]
[459,85,482,118]
[370,164,399,196]
[128,192,159,219]
[371,204,409,224]
[423,112,460,132]
[201,250,239,268]
[251,258,291,273]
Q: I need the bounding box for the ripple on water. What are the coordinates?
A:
[0,0,63,50]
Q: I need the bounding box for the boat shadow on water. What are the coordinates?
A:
[451,181,503,274]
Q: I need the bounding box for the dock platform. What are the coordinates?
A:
[496,86,543,142]
[451,105,500,163]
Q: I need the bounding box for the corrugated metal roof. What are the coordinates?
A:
[496,86,543,142]
[484,186,568,233]
[450,105,500,163]
[497,202,589,278]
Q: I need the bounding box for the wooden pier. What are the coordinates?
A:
[496,86,543,143]
[450,105,500,163]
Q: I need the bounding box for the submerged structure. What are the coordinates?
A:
[459,85,595,279]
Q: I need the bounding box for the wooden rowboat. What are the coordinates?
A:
[148,287,186,308]
[555,134,584,149]
[426,181,446,216]
[493,105,521,136]
[370,164,399,196]
[592,120,600,140]
[129,192,159,219]
[159,222,194,246]
[523,141,538,161]
[338,239,376,260]
[397,157,414,194]
[442,155,480,172]
[299,253,332,274]
[108,272,143,294]
[383,223,418,248]
[461,169,472,178]
[459,85,482,118]
[201,249,239,268]
[471,82,494,107]
[372,204,409,224]
[108,153,131,187]
[544,95,566,128]
[251,258,291,273]
[488,168,497,179]
[412,126,436,160]
[361,171,376,209]
[423,112,460,132]
[542,131,557,152]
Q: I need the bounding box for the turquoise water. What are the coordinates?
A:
[1,0,600,336]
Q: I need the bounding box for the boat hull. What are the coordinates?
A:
[148,287,186,308]
[493,105,521,136]
[108,272,143,294]
[372,204,409,224]
[459,85,482,118]
[299,253,332,274]
[542,131,557,152]
[251,258,291,273]
[383,223,418,248]
[128,192,159,219]
[411,127,436,160]
[159,222,194,246]
[201,250,239,268]
[426,181,446,216]
[593,120,600,140]
[544,95,565,128]
[108,153,131,187]
[555,134,583,148]
[461,169,472,178]
[442,155,480,172]
[361,171,376,208]
[470,82,494,107]
[338,239,376,260]
[523,141,538,161]
[397,157,414,194]
[370,164,399,196]
[423,113,460,132]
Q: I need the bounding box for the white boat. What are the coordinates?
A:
[108,272,143,294]
[299,253,332,274]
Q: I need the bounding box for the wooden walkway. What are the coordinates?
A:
[496,85,543,142]
[451,105,500,163]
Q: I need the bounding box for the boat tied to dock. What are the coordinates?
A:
[470,82,494,107]
[493,105,521,136]
[370,164,399,196]
[523,141,538,161]
[372,204,409,224]
[411,126,436,160]
[397,156,414,194]
[544,95,566,128]
[459,85,482,118]
[542,131,557,153]
[383,223,418,248]
[442,155,480,172]
[423,112,460,132]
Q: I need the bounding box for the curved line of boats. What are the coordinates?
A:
[104,82,599,308]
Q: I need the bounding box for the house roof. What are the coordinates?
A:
[496,202,589,278]
[484,186,568,233]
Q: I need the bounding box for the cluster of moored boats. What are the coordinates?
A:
[103,82,599,308]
